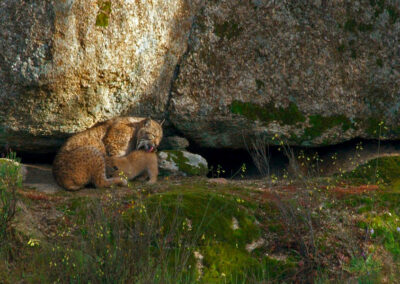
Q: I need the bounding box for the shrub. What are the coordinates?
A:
[0,153,21,244]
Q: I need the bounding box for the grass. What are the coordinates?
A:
[0,153,21,244]
[2,150,400,282]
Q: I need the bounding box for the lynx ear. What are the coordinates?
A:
[144,118,152,127]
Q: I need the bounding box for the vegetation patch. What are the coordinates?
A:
[343,19,357,32]
[364,117,390,137]
[342,156,400,185]
[230,100,306,126]
[343,18,374,33]
[231,101,357,143]
[0,155,20,243]
[301,114,354,141]
[255,79,265,90]
[376,58,383,67]
[201,242,296,283]
[387,5,399,24]
[4,147,400,282]
[96,1,112,27]
[139,189,260,249]
[344,255,382,282]
[214,20,243,40]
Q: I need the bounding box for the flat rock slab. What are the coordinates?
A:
[23,164,63,194]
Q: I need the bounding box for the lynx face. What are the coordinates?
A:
[136,119,163,152]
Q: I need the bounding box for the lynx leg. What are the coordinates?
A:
[136,171,148,181]
[62,180,84,191]
[147,163,158,184]
[91,156,127,188]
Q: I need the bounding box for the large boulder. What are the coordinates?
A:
[170,1,400,148]
[1,0,399,152]
[0,0,199,153]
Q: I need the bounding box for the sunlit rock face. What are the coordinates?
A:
[1,0,399,152]
[0,0,198,152]
[170,0,400,148]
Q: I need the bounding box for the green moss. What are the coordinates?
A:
[255,79,265,90]
[344,195,374,213]
[231,101,359,143]
[358,22,374,32]
[201,243,295,283]
[214,20,242,40]
[350,49,357,59]
[343,156,400,185]
[344,19,357,32]
[201,243,259,282]
[370,0,386,17]
[301,114,354,140]
[230,101,306,126]
[345,256,382,282]
[95,1,111,27]
[163,150,208,176]
[364,117,390,137]
[337,44,346,53]
[122,188,295,282]
[370,0,385,9]
[141,189,260,248]
[96,13,109,27]
[387,5,399,24]
[100,1,111,14]
[365,117,380,136]
[370,0,398,23]
[343,18,373,33]
[368,213,400,259]
[358,199,400,259]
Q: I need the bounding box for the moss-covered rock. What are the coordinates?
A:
[122,188,296,282]
[158,150,208,176]
[230,101,305,126]
[171,0,400,148]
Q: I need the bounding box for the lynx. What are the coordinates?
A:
[52,117,163,190]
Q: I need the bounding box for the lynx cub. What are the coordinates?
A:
[107,150,158,184]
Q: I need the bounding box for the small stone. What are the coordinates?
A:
[208,178,228,184]
[158,150,208,176]
[231,217,239,230]
[246,238,265,252]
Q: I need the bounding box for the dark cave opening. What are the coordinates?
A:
[5,138,400,180]
[188,138,400,179]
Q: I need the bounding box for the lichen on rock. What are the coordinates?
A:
[1,0,400,151]
[0,0,200,152]
[158,150,208,176]
[170,0,400,148]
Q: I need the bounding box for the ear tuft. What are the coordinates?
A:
[144,118,152,127]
